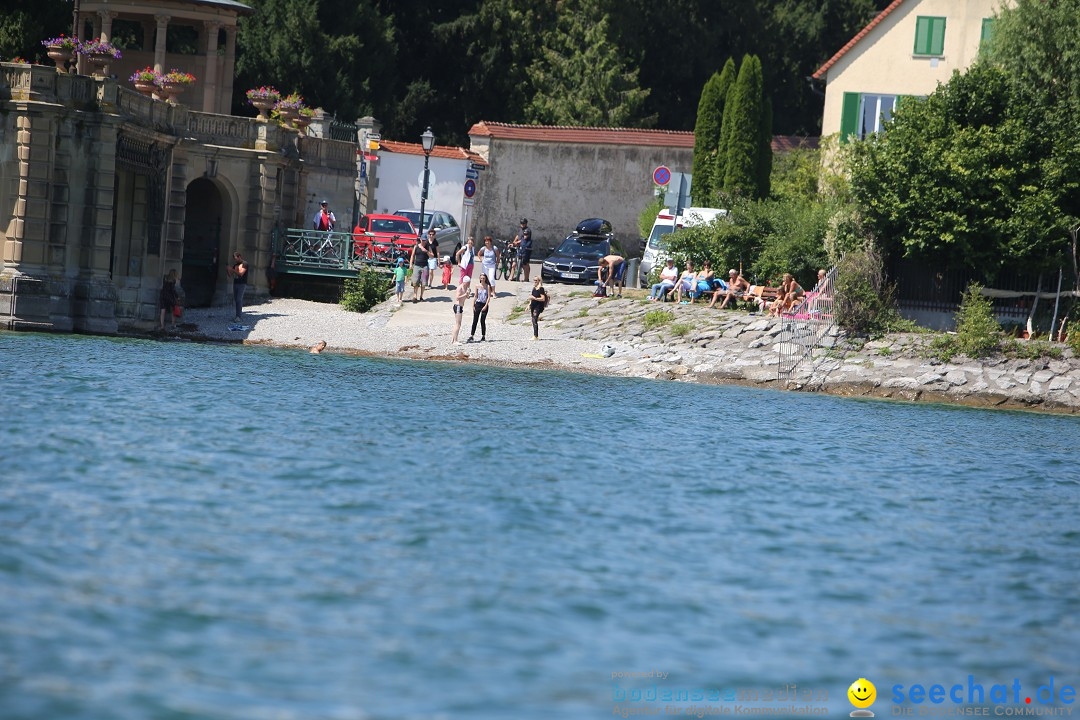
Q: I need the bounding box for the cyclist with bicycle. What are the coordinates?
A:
[514,218,533,281]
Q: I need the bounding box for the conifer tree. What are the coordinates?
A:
[757,96,773,199]
[716,80,737,194]
[691,58,736,203]
[723,54,763,197]
[525,2,651,127]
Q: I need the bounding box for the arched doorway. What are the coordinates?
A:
[182,178,229,307]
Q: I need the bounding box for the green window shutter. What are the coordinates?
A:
[914,16,946,56]
[840,92,860,144]
[980,18,995,54]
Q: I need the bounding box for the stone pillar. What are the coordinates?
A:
[220,25,237,116]
[154,15,170,74]
[97,10,116,42]
[356,116,382,216]
[202,21,221,113]
[8,113,53,273]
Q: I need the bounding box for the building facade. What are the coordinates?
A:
[814,0,1008,141]
[0,64,357,332]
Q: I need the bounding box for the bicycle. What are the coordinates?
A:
[496,240,521,281]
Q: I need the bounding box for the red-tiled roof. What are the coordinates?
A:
[812,0,907,80]
[772,135,819,152]
[379,139,488,165]
[468,121,695,148]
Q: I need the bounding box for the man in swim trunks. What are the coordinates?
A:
[597,254,626,297]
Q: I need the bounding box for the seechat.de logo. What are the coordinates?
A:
[850,678,877,717]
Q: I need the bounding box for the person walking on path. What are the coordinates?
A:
[226,252,248,321]
[158,269,179,330]
[451,275,471,344]
[409,235,430,302]
[392,257,407,305]
[529,277,549,340]
[469,274,493,342]
[514,218,533,281]
[456,236,476,287]
[312,200,336,232]
[479,236,499,289]
[426,230,439,288]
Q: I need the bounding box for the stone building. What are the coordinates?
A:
[467,122,696,255]
[0,0,360,333]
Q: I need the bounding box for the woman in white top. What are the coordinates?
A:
[456,236,476,285]
[469,273,493,342]
[479,235,499,288]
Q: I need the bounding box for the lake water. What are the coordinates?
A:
[1,333,1078,720]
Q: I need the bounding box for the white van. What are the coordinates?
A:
[640,207,727,284]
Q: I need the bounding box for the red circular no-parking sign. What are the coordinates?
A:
[463,179,476,198]
[653,166,671,186]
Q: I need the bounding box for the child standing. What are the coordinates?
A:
[441,256,453,290]
[392,258,406,305]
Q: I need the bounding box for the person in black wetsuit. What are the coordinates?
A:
[158,269,179,331]
[529,277,549,340]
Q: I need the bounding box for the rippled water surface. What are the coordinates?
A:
[1,333,1078,720]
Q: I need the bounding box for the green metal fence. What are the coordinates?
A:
[272,228,414,276]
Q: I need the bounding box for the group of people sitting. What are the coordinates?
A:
[648,259,828,317]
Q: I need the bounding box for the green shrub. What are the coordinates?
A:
[670,323,692,337]
[953,283,1001,358]
[638,196,665,240]
[1068,319,1080,355]
[340,268,390,313]
[834,245,907,337]
[643,309,675,330]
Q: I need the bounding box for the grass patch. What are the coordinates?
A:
[577,308,589,318]
[643,309,675,330]
[507,304,526,321]
[877,346,892,356]
[1002,339,1063,360]
[669,323,692,337]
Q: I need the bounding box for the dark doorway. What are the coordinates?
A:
[183,178,226,307]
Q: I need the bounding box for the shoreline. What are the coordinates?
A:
[121,285,1080,416]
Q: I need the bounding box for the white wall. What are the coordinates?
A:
[373,152,473,231]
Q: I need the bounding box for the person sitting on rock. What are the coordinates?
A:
[709,269,750,310]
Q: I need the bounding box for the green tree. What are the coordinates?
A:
[722,54,763,198]
[757,96,773,199]
[715,81,737,197]
[848,62,1062,278]
[235,0,398,121]
[525,1,651,127]
[0,3,70,63]
[691,58,735,204]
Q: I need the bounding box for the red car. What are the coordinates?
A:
[353,214,417,263]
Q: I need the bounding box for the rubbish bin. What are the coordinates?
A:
[626,258,641,289]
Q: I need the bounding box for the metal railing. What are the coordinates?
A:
[273,227,414,275]
[777,266,839,380]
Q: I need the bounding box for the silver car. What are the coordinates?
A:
[393,208,462,260]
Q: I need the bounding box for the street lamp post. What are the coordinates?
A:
[418,126,435,239]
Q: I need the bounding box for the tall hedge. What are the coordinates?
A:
[691,58,736,203]
[723,54,764,198]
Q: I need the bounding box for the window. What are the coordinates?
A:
[980,18,996,54]
[840,92,899,141]
[914,16,946,56]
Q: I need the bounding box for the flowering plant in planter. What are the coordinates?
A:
[42,35,79,52]
[79,38,122,59]
[275,92,306,112]
[129,67,161,84]
[298,106,315,119]
[160,69,196,86]
[246,86,281,104]
[9,56,29,64]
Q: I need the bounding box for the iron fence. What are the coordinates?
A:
[891,260,1049,318]
[777,265,838,380]
[273,228,411,275]
[328,117,359,143]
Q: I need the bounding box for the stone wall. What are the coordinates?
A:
[518,293,1080,415]
[471,139,694,256]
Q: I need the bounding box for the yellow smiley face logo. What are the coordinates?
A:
[848,678,877,708]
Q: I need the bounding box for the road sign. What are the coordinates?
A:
[469,162,487,171]
[463,179,476,198]
[465,169,479,179]
[463,197,475,206]
[653,165,671,186]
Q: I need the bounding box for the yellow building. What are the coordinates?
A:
[814,0,1008,141]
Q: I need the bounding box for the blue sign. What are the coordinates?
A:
[469,162,487,171]
[465,169,479,179]
[463,179,476,198]
[653,166,671,186]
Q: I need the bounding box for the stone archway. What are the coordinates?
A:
[182,178,230,307]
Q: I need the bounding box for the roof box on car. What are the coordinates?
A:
[575,218,613,236]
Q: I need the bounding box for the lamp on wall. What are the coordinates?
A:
[418,126,434,238]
